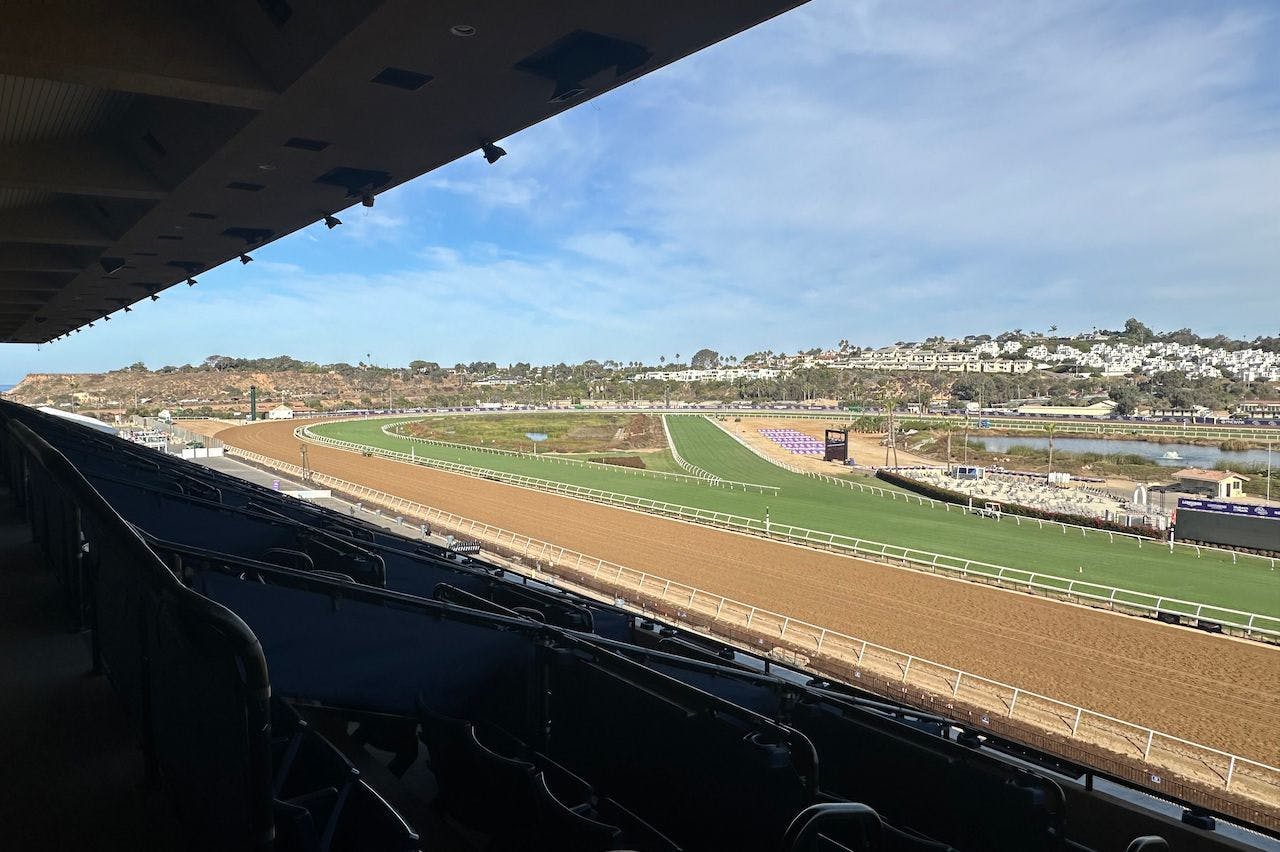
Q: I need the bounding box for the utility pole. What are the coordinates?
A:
[1047,424,1056,479]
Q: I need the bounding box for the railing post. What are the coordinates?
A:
[1225,756,1236,790]
[952,671,962,697]
[901,656,912,681]
[1008,688,1019,717]
[1071,707,1082,737]
[1143,730,1155,761]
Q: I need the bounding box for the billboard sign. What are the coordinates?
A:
[1177,498,1280,520]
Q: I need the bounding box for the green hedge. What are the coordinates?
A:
[875,469,1162,539]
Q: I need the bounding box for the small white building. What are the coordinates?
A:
[266,404,295,420]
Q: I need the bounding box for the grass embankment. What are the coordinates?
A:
[310,416,1280,620]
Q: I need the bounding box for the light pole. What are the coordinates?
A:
[1268,442,1273,503]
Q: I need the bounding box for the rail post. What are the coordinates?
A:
[1071,708,1082,737]
[1143,730,1155,761]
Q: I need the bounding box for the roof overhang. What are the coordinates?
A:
[0,0,806,343]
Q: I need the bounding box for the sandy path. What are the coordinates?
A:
[719,417,937,472]
[223,418,1280,765]
[175,418,241,438]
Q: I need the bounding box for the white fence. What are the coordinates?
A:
[179,446,224,459]
[661,414,722,481]
[378,419,777,493]
[221,443,1280,813]
[698,416,1280,574]
[292,423,1280,642]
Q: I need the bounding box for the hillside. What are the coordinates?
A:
[1,367,467,418]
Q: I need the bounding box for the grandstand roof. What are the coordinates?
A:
[0,0,803,343]
[34,404,118,433]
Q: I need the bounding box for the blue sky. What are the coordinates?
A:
[3,0,1278,382]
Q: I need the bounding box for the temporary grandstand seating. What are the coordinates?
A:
[0,399,1259,851]
[760,428,826,455]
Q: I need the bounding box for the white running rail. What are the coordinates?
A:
[284,426,1279,641]
[661,414,722,481]
[697,416,1280,569]
[378,419,777,493]
[221,443,1280,811]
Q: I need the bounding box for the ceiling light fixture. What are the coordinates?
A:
[324,214,342,229]
[481,142,506,164]
[360,193,375,208]
[450,24,476,37]
[240,253,253,264]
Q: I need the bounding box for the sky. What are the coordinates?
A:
[3,0,1278,382]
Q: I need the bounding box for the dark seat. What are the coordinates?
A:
[419,708,538,835]
[596,796,683,852]
[532,768,623,852]
[275,730,360,800]
[275,787,339,852]
[328,779,420,852]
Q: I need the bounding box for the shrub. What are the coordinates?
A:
[588,456,646,469]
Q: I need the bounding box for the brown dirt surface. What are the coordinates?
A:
[223,418,1280,765]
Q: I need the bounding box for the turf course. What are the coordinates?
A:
[309,415,1280,620]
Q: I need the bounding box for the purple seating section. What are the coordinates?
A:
[759,429,824,456]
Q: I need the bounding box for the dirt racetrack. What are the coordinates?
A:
[222,418,1280,766]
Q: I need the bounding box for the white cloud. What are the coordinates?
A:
[7,0,1277,379]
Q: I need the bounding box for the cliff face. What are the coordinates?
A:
[2,368,462,414]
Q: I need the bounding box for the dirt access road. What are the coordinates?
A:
[220,418,1280,765]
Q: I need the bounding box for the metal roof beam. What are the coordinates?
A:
[0,202,115,247]
[0,139,169,200]
[0,2,276,109]
[0,244,96,272]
